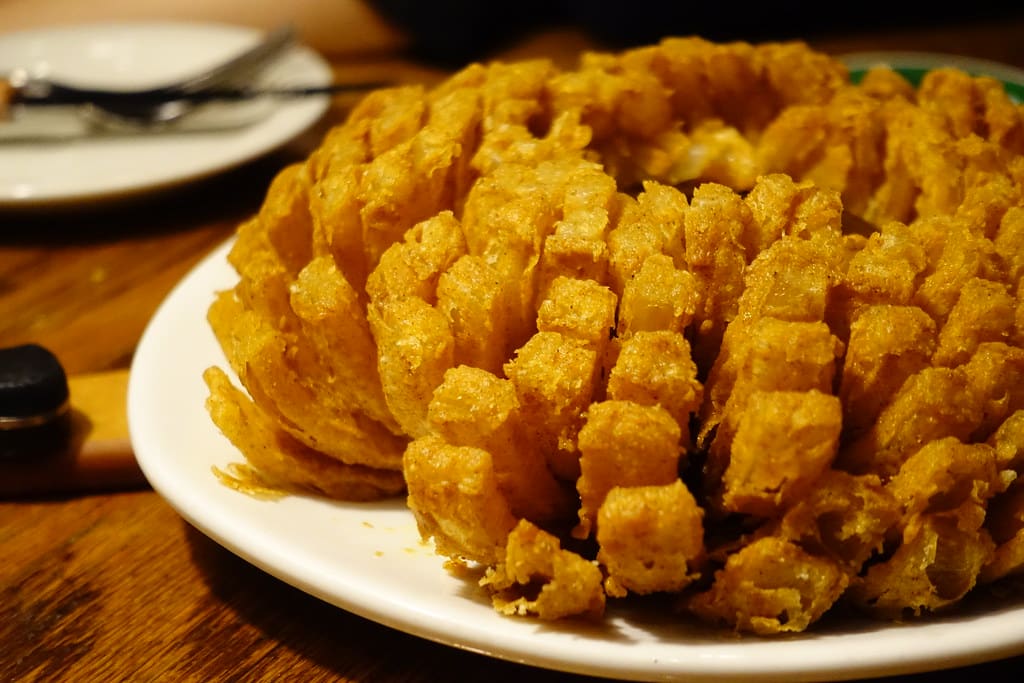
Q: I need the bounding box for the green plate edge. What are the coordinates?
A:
[843,53,1024,104]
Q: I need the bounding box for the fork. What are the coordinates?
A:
[1,24,298,129]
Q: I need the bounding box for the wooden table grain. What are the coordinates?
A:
[4,17,1024,682]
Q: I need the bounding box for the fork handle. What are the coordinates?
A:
[0,78,12,120]
[0,368,142,497]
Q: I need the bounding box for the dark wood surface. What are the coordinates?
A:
[3,17,1024,682]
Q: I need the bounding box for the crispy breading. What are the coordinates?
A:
[536,166,618,295]
[932,278,1016,367]
[256,163,314,277]
[742,173,844,256]
[913,219,1003,323]
[504,332,600,482]
[847,500,995,618]
[482,519,605,619]
[835,221,930,330]
[204,36,1024,635]
[839,305,937,435]
[883,434,1017,595]
[545,36,849,190]
[953,166,1022,241]
[871,99,966,224]
[205,367,405,500]
[962,342,1024,441]
[606,181,688,295]
[771,470,899,572]
[535,276,619,350]
[703,318,843,501]
[356,85,428,157]
[548,50,672,143]
[706,318,843,460]
[839,367,980,478]
[671,120,759,189]
[290,255,400,432]
[755,88,887,216]
[617,254,699,338]
[685,182,753,364]
[435,255,515,374]
[887,438,1008,517]
[460,159,587,346]
[990,409,1024,472]
[225,218,298,326]
[403,434,518,564]
[856,65,916,101]
[368,297,454,438]
[597,480,704,597]
[357,96,475,267]
[994,206,1024,288]
[844,343,1024,477]
[606,330,703,438]
[722,390,842,517]
[308,164,370,291]
[981,479,1024,583]
[365,211,467,305]
[917,68,1024,151]
[701,236,843,441]
[575,400,682,539]
[208,295,406,470]
[978,413,1024,580]
[687,536,849,634]
[427,365,573,523]
[734,233,843,327]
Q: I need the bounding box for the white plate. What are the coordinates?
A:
[0,22,331,206]
[128,237,1024,682]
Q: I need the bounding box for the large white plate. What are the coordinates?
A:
[128,238,1024,682]
[0,22,331,206]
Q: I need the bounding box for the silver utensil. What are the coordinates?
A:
[2,23,298,129]
[0,82,385,142]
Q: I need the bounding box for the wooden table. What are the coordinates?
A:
[3,16,1024,682]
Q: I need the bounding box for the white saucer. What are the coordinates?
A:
[0,22,332,207]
